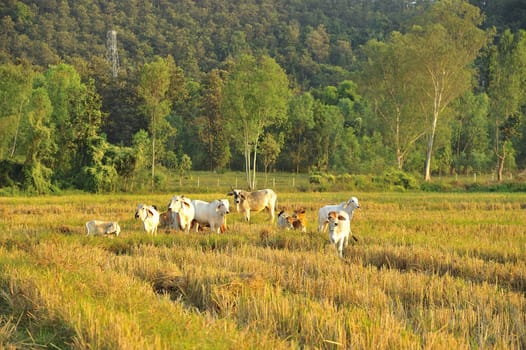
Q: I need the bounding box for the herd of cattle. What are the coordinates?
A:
[85,188,360,258]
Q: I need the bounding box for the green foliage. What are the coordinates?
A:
[382,168,420,190]
[1,2,526,193]
[0,159,24,188]
[222,54,290,189]
[487,29,526,181]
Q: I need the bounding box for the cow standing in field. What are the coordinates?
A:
[227,188,277,223]
[85,220,121,237]
[192,199,230,233]
[327,210,350,258]
[318,196,360,233]
[134,204,160,235]
[168,195,195,233]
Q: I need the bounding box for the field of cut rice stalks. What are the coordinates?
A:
[0,191,525,349]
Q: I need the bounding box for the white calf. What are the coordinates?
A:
[227,188,277,222]
[327,210,350,258]
[85,220,121,237]
[318,196,360,233]
[168,195,195,233]
[192,199,229,233]
[134,204,160,235]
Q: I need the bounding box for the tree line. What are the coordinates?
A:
[0,0,525,193]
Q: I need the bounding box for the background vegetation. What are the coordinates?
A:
[0,191,525,348]
[1,0,526,193]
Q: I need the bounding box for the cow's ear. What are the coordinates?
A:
[239,193,246,200]
[147,209,154,217]
[338,215,347,221]
[227,191,233,196]
[183,201,191,208]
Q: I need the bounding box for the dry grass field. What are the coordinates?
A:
[0,191,525,349]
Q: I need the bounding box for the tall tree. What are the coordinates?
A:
[357,34,426,170]
[487,29,526,181]
[43,64,87,182]
[138,56,173,191]
[451,91,491,174]
[222,54,289,189]
[284,92,315,173]
[23,86,55,193]
[198,69,230,171]
[0,63,34,159]
[409,0,492,181]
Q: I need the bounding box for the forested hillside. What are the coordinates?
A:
[1,0,525,193]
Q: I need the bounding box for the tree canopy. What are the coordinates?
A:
[0,0,525,192]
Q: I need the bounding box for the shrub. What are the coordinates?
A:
[382,169,420,190]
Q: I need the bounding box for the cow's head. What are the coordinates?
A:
[135,204,155,221]
[216,202,229,216]
[106,222,121,236]
[168,195,191,213]
[343,197,360,210]
[327,211,347,226]
[228,189,244,204]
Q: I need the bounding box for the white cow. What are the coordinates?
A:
[327,210,350,258]
[192,199,229,233]
[134,204,160,235]
[318,196,360,233]
[168,195,195,233]
[85,220,121,237]
[227,188,277,222]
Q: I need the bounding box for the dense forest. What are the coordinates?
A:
[0,0,525,193]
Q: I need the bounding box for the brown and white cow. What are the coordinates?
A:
[327,210,350,258]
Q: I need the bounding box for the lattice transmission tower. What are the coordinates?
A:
[106,30,120,78]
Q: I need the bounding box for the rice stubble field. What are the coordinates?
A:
[0,191,525,349]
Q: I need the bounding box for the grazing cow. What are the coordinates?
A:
[85,220,121,237]
[168,195,195,233]
[192,199,230,233]
[135,204,160,235]
[318,196,360,233]
[227,188,277,222]
[277,210,294,230]
[327,210,350,258]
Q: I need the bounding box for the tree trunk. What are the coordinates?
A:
[251,146,257,190]
[151,133,155,192]
[397,149,403,171]
[497,146,506,182]
[245,139,251,189]
[424,111,439,181]
[497,155,505,182]
[9,102,25,158]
